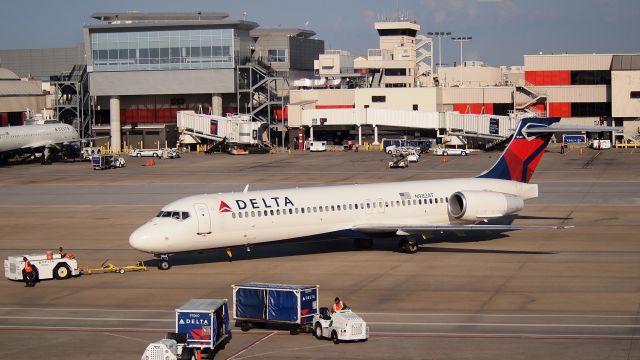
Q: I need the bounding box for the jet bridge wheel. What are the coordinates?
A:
[399,237,419,254]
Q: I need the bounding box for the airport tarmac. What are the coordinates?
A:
[0,148,639,359]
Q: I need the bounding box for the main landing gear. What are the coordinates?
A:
[398,236,420,254]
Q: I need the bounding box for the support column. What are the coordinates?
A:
[211,93,223,116]
[109,96,121,153]
[309,126,314,141]
[372,125,379,145]
[358,125,362,145]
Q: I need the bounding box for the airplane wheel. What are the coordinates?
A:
[158,260,171,270]
[399,238,419,254]
[314,323,324,340]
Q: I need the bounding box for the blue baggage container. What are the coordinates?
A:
[232,283,319,334]
[175,299,231,352]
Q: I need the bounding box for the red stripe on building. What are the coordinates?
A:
[525,71,571,86]
[548,102,571,117]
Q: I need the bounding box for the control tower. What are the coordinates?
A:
[354,18,432,87]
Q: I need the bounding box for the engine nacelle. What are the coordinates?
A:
[448,191,524,222]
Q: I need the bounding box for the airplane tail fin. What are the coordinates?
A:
[477,117,561,183]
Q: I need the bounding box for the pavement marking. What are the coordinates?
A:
[103,332,150,343]
[232,343,334,360]
[227,331,277,360]
[0,307,172,313]
[369,322,640,328]
[0,316,172,322]
[360,312,640,318]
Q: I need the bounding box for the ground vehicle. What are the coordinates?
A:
[313,308,369,344]
[4,253,79,282]
[309,140,327,152]
[129,148,161,157]
[81,147,102,161]
[589,139,612,149]
[232,283,319,335]
[142,299,231,360]
[388,156,409,168]
[166,148,181,159]
[433,147,471,156]
[91,154,125,170]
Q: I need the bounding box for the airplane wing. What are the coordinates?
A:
[352,224,573,235]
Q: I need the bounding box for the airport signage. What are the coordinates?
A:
[489,118,499,135]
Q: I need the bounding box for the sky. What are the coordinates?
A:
[1,0,639,66]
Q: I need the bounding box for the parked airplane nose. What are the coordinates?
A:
[129,225,155,253]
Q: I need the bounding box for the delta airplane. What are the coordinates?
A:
[0,122,85,164]
[129,118,580,270]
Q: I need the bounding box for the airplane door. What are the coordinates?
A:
[194,203,211,235]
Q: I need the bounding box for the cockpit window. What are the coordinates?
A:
[156,210,190,221]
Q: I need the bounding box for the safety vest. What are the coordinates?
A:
[24,260,33,273]
[331,301,344,313]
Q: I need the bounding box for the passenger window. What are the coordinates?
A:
[355,204,359,210]
[313,207,317,213]
[264,210,268,216]
[181,212,190,220]
[289,208,293,214]
[239,212,243,219]
[270,210,274,216]
[337,205,341,211]
[295,208,299,214]
[413,200,417,205]
[429,199,433,204]
[366,203,371,209]
[373,202,377,208]
[319,207,323,213]
[396,201,400,206]
[445,197,448,203]
[435,198,439,204]
[307,207,311,213]
[245,211,249,218]
[232,213,236,219]
[379,202,383,208]
[258,211,262,217]
[402,200,405,206]
[331,205,335,211]
[276,209,281,215]
[251,211,255,217]
[301,208,305,214]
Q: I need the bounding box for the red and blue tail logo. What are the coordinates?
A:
[478,118,561,183]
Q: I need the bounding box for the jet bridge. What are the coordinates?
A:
[177,111,268,149]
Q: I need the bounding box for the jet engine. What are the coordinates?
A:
[448,191,524,222]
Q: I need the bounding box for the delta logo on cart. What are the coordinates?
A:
[219,201,232,213]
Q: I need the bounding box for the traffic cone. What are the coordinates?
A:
[579,148,583,156]
[145,159,156,166]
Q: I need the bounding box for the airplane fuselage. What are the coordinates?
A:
[0,123,79,154]
[129,178,538,254]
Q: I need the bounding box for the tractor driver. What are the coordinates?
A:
[331,297,347,313]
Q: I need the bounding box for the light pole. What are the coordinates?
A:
[451,37,472,66]
[427,31,451,72]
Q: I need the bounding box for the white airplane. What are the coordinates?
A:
[129,118,582,270]
[0,122,85,164]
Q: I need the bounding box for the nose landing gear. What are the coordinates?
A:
[157,254,171,270]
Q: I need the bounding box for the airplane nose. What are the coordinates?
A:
[129,225,154,253]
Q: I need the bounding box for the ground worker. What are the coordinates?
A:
[22,257,35,287]
[58,246,75,259]
[331,297,347,313]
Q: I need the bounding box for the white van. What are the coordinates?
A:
[589,139,611,150]
[309,141,327,152]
